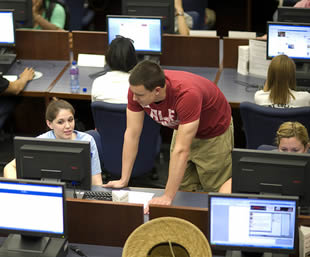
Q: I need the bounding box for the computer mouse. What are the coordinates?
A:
[33,71,43,80]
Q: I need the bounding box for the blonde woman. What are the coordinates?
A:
[254,55,310,107]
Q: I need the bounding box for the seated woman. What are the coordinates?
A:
[219,121,309,193]
[32,0,66,30]
[91,36,138,104]
[4,99,103,185]
[254,54,310,107]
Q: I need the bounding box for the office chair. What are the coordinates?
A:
[88,101,161,179]
[65,0,94,30]
[240,101,310,149]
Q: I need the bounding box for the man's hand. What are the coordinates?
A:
[144,195,173,214]
[19,67,35,82]
[103,180,128,188]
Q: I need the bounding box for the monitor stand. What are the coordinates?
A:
[226,250,289,257]
[0,47,16,75]
[0,234,68,257]
[137,54,160,64]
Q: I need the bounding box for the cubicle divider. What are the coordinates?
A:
[222,37,249,68]
[66,198,144,247]
[149,204,209,238]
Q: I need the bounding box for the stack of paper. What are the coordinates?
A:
[237,45,249,75]
[228,31,256,39]
[249,39,271,78]
[299,225,310,257]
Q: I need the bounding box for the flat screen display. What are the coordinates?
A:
[107,15,162,55]
[267,22,310,62]
[0,179,66,237]
[208,193,298,253]
[0,10,15,46]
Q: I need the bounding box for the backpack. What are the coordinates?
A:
[45,0,70,30]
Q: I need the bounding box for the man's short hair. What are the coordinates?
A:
[129,60,165,91]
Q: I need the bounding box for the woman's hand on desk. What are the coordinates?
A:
[102,179,128,188]
[144,195,173,214]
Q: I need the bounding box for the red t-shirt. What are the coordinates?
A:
[128,70,231,139]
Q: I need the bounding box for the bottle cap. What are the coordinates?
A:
[72,60,77,65]
[83,88,87,93]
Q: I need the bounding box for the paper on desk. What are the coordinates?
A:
[249,39,271,78]
[120,190,154,208]
[228,31,257,39]
[3,75,18,82]
[77,54,106,67]
[190,30,217,37]
[237,45,249,75]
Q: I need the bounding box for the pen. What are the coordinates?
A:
[70,245,88,257]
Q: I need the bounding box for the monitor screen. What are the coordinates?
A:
[0,178,66,238]
[14,136,92,190]
[107,15,162,55]
[0,0,32,28]
[121,0,174,33]
[266,22,310,63]
[231,148,310,207]
[0,10,15,46]
[208,192,298,254]
[278,7,310,24]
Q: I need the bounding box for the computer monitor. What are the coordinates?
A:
[266,21,310,81]
[231,148,310,208]
[208,192,298,257]
[14,136,92,190]
[121,0,174,33]
[278,7,310,24]
[106,15,162,56]
[0,178,67,256]
[0,9,15,47]
[0,0,32,28]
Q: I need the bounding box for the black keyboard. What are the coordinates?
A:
[296,86,310,93]
[297,78,310,88]
[82,191,112,201]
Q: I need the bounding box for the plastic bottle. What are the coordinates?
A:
[70,60,80,93]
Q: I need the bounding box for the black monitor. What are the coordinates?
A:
[0,178,67,256]
[14,136,92,190]
[208,192,298,257]
[121,0,174,33]
[107,15,162,56]
[231,148,310,208]
[0,9,15,47]
[0,0,32,28]
[278,7,310,23]
[266,21,310,81]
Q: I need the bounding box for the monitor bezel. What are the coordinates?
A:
[106,14,163,55]
[14,136,92,191]
[266,21,310,63]
[208,192,298,254]
[121,0,174,34]
[0,9,16,47]
[0,178,67,238]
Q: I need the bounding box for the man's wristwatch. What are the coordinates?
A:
[175,11,184,16]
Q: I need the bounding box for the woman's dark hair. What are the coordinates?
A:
[105,36,138,72]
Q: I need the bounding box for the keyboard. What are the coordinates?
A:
[297,78,310,88]
[82,191,112,201]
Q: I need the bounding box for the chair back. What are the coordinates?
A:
[240,101,310,149]
[91,101,161,178]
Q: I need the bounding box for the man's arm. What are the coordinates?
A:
[103,109,145,188]
[3,159,17,179]
[2,68,34,95]
[175,0,190,36]
[92,173,103,185]
[146,119,199,211]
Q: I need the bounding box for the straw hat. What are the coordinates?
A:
[122,216,212,257]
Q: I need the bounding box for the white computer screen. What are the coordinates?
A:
[0,180,65,235]
[0,10,15,45]
[267,22,310,61]
[107,16,162,54]
[209,194,297,251]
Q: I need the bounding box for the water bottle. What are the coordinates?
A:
[70,60,80,93]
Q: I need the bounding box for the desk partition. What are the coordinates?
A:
[222,37,249,68]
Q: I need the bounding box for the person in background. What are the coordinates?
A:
[219,121,309,193]
[0,68,35,136]
[254,55,310,107]
[32,0,66,30]
[104,60,233,213]
[3,99,103,185]
[91,36,138,104]
[174,0,192,35]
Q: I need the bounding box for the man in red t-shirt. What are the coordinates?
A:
[104,60,233,212]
